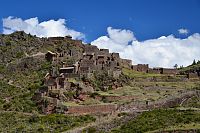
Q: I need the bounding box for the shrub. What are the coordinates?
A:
[5,40,11,46]
[16,52,24,58]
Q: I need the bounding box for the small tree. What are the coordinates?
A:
[174,64,178,69]
[179,65,184,69]
[192,59,196,65]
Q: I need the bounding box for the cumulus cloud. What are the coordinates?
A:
[2,16,84,39]
[178,28,189,35]
[91,27,200,68]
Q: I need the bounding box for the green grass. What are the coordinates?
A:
[80,98,102,105]
[122,68,162,78]
[96,80,200,104]
[147,123,200,133]
[0,60,52,113]
[179,63,200,73]
[0,112,96,133]
[0,81,40,112]
[0,81,26,99]
[112,109,200,133]
[62,101,80,106]
[131,81,200,90]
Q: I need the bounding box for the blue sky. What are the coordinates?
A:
[1,0,200,42]
[1,0,200,67]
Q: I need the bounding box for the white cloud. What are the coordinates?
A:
[107,27,136,44]
[91,27,200,68]
[178,28,189,35]
[2,16,84,40]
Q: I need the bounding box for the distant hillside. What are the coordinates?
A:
[179,60,200,74]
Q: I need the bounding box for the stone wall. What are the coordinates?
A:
[118,91,197,112]
[148,68,161,74]
[80,59,95,67]
[161,68,177,75]
[111,53,120,60]
[137,64,149,72]
[65,104,117,114]
[108,61,118,69]
[83,54,94,60]
[131,65,138,71]
[79,66,90,73]
[48,37,65,41]
[99,49,110,56]
[187,73,199,79]
[120,59,132,68]
[95,95,137,102]
[84,45,99,53]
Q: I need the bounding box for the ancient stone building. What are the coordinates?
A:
[131,64,149,72]
[37,44,141,114]
[120,59,132,68]
[137,64,149,72]
[45,51,57,62]
[59,67,75,74]
[111,53,120,60]
[148,68,162,74]
[99,49,110,56]
[160,68,178,75]
[84,45,99,53]
[79,66,91,74]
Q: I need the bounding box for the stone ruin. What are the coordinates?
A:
[34,44,131,114]
[45,44,124,78]
[131,64,179,75]
[132,64,149,72]
[131,63,200,79]
[34,39,200,114]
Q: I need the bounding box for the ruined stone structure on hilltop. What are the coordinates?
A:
[44,44,133,79]
[33,35,199,114]
[132,64,149,73]
[131,64,200,79]
[34,42,133,114]
[132,64,178,75]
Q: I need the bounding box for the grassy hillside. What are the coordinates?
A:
[0,112,95,133]
[179,61,200,74]
[112,109,200,133]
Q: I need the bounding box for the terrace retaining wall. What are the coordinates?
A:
[65,104,117,115]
